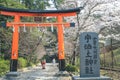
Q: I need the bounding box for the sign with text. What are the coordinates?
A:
[79,32,100,77]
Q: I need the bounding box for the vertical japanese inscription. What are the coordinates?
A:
[80,32,100,77]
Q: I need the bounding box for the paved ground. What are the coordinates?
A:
[0,63,72,80]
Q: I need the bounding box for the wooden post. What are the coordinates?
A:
[57,16,65,71]
[10,15,20,72]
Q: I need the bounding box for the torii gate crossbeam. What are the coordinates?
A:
[0,6,81,72]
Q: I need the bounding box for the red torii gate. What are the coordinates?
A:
[0,6,81,72]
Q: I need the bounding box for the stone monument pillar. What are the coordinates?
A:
[72,32,111,80]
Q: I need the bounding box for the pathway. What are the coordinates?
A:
[0,63,72,80]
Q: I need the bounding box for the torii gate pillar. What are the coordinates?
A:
[10,15,20,72]
[57,16,65,71]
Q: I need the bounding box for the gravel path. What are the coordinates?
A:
[0,63,71,80]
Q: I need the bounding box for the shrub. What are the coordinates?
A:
[0,59,9,76]
[65,64,78,72]
[18,57,27,68]
[41,54,52,63]
[27,62,34,67]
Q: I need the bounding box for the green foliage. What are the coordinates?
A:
[34,0,50,10]
[0,0,7,6]
[0,27,12,59]
[76,56,80,69]
[30,55,38,65]
[100,47,120,67]
[23,0,50,9]
[41,54,51,63]
[41,54,58,63]
[27,62,34,67]
[18,57,27,68]
[0,0,26,9]
[65,64,78,72]
[0,59,9,76]
[53,0,64,9]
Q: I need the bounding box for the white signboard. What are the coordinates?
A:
[79,32,100,77]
